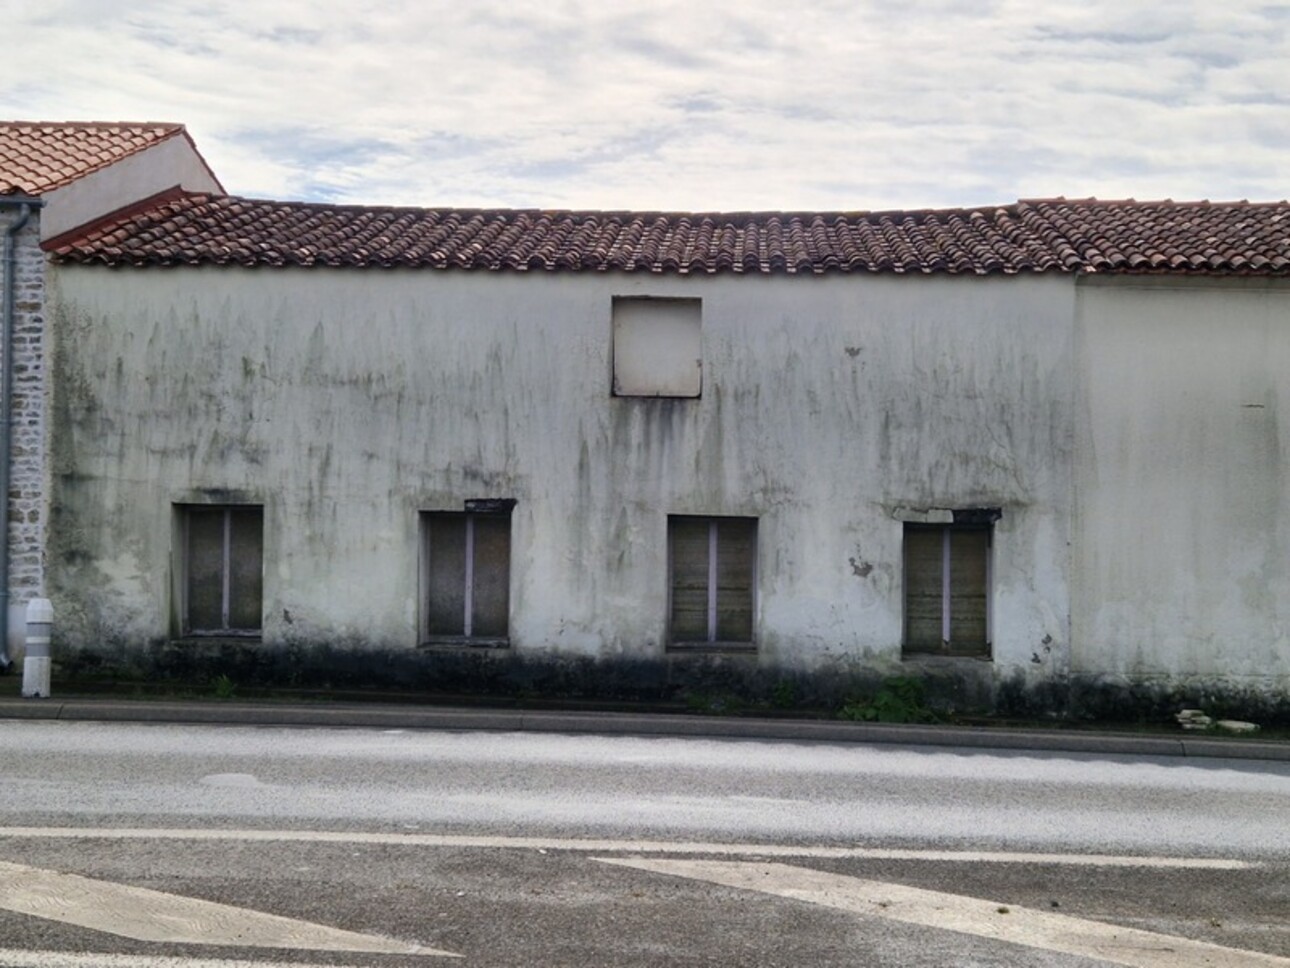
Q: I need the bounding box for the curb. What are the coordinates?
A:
[1,697,1287,762]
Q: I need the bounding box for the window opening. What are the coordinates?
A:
[669,515,756,648]
[182,505,263,636]
[903,520,992,657]
[424,505,513,643]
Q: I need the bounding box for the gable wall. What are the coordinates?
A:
[40,136,221,240]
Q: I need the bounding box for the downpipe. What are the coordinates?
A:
[1,196,43,672]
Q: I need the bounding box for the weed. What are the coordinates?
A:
[838,676,936,723]
[212,674,237,700]
[770,679,799,710]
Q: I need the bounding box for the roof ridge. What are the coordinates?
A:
[172,192,1026,223]
[0,120,184,130]
[139,193,1290,221]
[1021,195,1289,209]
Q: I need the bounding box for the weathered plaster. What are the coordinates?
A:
[48,266,1075,705]
[1072,276,1290,696]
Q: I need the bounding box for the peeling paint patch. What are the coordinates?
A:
[848,557,873,578]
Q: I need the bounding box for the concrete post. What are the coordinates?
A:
[21,597,52,698]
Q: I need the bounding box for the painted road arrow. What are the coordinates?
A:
[598,857,1290,968]
[0,861,457,957]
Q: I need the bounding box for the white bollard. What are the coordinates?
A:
[21,598,52,699]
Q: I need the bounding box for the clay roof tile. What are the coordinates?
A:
[44,194,1290,278]
[0,121,197,196]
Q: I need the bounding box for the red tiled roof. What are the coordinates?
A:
[0,121,187,196]
[47,193,1290,276]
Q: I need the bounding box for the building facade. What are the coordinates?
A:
[41,193,1290,718]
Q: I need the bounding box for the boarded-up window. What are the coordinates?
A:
[182,506,263,635]
[612,297,702,397]
[424,508,511,642]
[903,523,991,657]
[669,516,756,648]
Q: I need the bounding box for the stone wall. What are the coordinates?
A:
[1,207,47,640]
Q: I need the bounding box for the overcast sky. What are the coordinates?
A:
[3,1,1287,212]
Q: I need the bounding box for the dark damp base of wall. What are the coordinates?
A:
[53,638,894,712]
[1061,675,1290,727]
[46,639,1290,727]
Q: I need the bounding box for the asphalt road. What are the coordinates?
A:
[0,721,1287,966]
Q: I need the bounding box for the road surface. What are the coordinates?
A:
[0,721,1286,966]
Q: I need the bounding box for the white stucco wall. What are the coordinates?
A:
[1072,276,1290,687]
[47,265,1075,684]
[40,136,221,240]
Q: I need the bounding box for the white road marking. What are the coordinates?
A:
[597,857,1290,968]
[0,826,1254,869]
[0,952,377,968]
[0,861,456,958]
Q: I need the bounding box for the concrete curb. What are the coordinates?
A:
[1,697,1287,761]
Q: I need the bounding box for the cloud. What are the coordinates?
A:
[2,0,1287,209]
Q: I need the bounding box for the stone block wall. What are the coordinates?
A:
[2,208,46,611]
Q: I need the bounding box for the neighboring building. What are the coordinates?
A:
[41,190,1290,718]
[0,122,221,666]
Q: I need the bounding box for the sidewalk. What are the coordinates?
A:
[2,695,1287,762]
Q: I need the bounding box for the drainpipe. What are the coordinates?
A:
[1,195,43,672]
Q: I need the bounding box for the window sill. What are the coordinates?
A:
[612,392,702,400]
[180,631,262,641]
[667,642,757,656]
[419,637,510,650]
[901,649,992,662]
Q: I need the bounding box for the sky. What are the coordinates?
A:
[2,1,1288,212]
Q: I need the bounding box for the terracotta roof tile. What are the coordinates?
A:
[47,193,1290,276]
[0,121,186,196]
